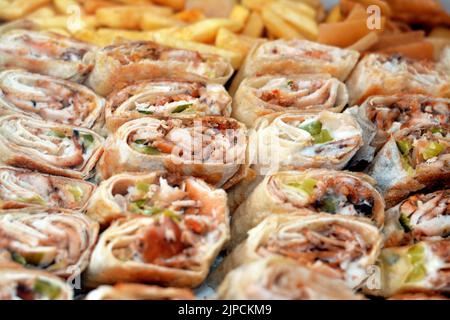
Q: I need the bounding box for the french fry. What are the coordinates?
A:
[174,9,205,23]
[215,27,259,57]
[278,0,317,20]
[267,2,318,40]
[426,37,450,60]
[229,4,250,30]
[152,0,185,10]
[150,32,242,69]
[378,41,434,60]
[0,0,51,20]
[53,0,79,14]
[140,13,184,31]
[72,28,108,46]
[429,27,450,39]
[261,6,303,40]
[371,31,425,51]
[242,0,273,11]
[96,5,173,30]
[81,0,116,14]
[326,5,343,23]
[170,18,241,43]
[352,0,392,16]
[185,0,236,18]
[346,3,367,21]
[97,28,154,42]
[242,11,264,37]
[26,5,56,18]
[318,17,385,48]
[347,31,378,51]
[46,27,71,36]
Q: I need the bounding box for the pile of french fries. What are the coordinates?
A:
[319,0,450,60]
[0,0,449,67]
[0,0,322,69]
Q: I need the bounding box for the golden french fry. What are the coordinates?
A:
[429,27,450,39]
[242,0,273,11]
[229,4,250,30]
[262,7,304,40]
[72,29,107,46]
[150,32,243,69]
[140,13,185,31]
[53,0,79,14]
[152,0,185,10]
[185,0,236,18]
[268,2,318,40]
[171,18,241,43]
[46,27,71,36]
[326,5,343,23]
[26,5,56,18]
[242,11,265,37]
[347,31,379,51]
[96,5,173,30]
[174,9,205,23]
[278,0,317,19]
[31,15,98,30]
[0,0,51,20]
[215,27,260,57]
[81,0,116,14]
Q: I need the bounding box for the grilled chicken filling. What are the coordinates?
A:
[256,77,341,110]
[398,190,450,238]
[110,81,230,117]
[258,223,370,279]
[270,175,376,217]
[258,41,334,62]
[0,277,62,300]
[0,213,93,275]
[0,71,99,126]
[395,126,449,170]
[0,169,88,208]
[128,118,244,163]
[105,42,229,78]
[110,177,225,269]
[0,117,98,169]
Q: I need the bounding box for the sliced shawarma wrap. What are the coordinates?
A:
[347,94,450,164]
[0,208,99,279]
[370,241,450,297]
[0,166,95,210]
[105,79,231,132]
[232,74,348,127]
[230,169,385,247]
[368,123,450,207]
[384,190,450,247]
[219,213,382,289]
[346,53,450,105]
[86,171,228,227]
[0,115,104,180]
[0,27,95,82]
[85,41,234,96]
[0,268,73,300]
[0,70,105,128]
[215,257,363,300]
[98,116,247,189]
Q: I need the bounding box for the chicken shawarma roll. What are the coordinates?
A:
[221,214,382,289]
[232,74,348,128]
[384,190,450,247]
[85,41,234,96]
[98,117,247,189]
[0,70,105,128]
[230,39,359,94]
[85,284,194,300]
[368,123,450,207]
[346,53,450,105]
[249,111,363,175]
[86,171,228,227]
[215,257,362,300]
[0,166,95,210]
[371,241,450,297]
[85,192,230,288]
[0,28,95,82]
[0,208,99,279]
[105,79,232,132]
[0,268,73,300]
[0,115,104,180]
[231,169,384,246]
[347,95,450,164]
